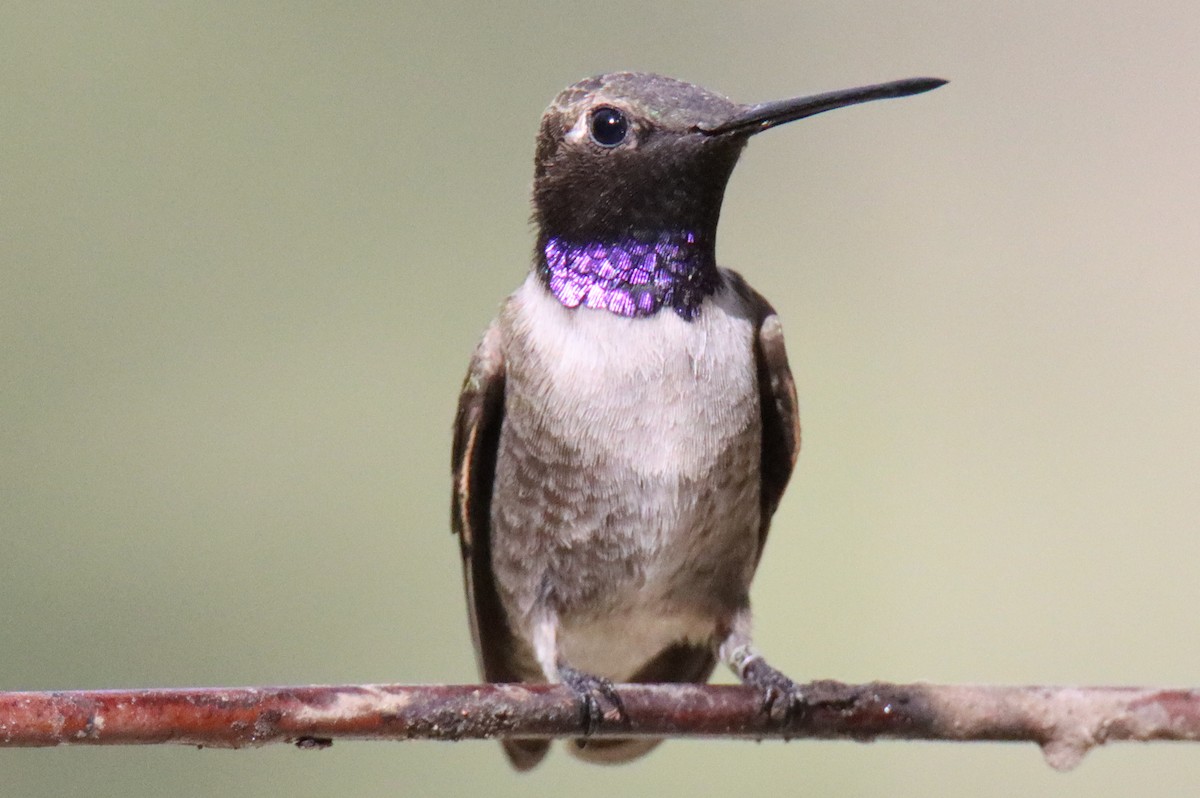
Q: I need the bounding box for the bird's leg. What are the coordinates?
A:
[532,612,627,737]
[718,607,804,724]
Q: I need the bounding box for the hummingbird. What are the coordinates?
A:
[451,72,945,769]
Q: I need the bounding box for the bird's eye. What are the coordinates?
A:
[589,106,628,147]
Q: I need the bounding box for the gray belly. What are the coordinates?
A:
[490,421,760,678]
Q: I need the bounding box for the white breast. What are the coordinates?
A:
[506,273,759,480]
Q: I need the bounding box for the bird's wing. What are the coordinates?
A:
[725,270,801,558]
[450,317,549,770]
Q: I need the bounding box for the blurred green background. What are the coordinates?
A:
[3,2,1199,796]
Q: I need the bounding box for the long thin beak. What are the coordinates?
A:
[697,77,947,136]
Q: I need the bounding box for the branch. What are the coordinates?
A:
[2,681,1198,770]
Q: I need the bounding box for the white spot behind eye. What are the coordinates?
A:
[564,111,592,145]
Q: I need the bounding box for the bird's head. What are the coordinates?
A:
[528,72,945,319]
[531,72,946,242]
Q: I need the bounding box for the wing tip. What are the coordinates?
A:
[502,739,551,770]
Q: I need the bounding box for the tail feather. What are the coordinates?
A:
[566,738,661,765]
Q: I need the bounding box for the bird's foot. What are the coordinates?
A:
[557,664,628,738]
[740,657,805,726]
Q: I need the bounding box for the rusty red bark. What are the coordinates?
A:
[1,681,1197,770]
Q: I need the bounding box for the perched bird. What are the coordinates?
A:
[451,71,945,769]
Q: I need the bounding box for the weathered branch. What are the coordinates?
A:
[2,681,1198,770]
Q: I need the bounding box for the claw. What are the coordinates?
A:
[557,664,629,738]
[740,658,805,726]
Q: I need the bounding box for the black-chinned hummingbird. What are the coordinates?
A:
[451,72,946,769]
